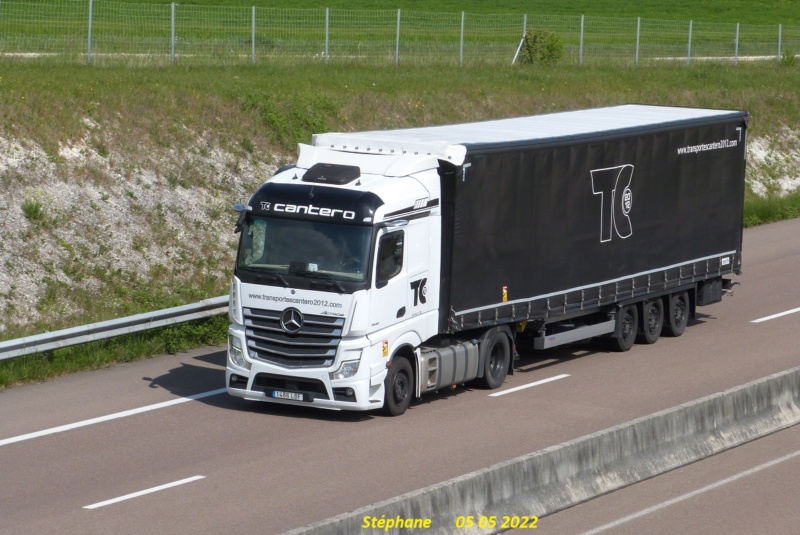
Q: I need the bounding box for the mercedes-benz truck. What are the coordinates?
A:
[226,105,747,416]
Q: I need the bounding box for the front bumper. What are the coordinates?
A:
[226,366,384,412]
[226,327,387,412]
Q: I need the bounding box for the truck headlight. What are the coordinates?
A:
[228,335,250,370]
[229,278,242,325]
[329,359,360,381]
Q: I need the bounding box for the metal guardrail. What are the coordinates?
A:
[0,295,229,362]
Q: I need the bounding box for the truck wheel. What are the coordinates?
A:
[383,357,413,416]
[479,331,510,389]
[611,305,638,352]
[665,291,689,337]
[637,299,663,344]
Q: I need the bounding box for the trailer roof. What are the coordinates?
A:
[312,104,747,165]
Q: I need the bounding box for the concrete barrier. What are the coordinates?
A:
[286,366,800,535]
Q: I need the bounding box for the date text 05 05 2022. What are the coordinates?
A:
[455,515,539,530]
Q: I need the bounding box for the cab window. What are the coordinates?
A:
[376,232,404,287]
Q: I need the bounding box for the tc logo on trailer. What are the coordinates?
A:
[590,164,634,242]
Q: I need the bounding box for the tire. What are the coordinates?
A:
[637,299,663,344]
[611,305,638,352]
[478,331,510,389]
[664,291,689,337]
[383,357,413,416]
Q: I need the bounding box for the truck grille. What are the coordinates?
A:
[243,307,344,368]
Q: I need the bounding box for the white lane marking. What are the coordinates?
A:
[84,475,206,510]
[489,374,570,397]
[752,306,800,323]
[576,449,800,535]
[0,388,226,448]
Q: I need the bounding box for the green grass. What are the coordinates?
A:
[0,316,228,389]
[744,189,800,227]
[6,61,797,148]
[1,1,798,66]
[100,0,800,24]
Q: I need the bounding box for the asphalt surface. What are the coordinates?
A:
[534,425,800,535]
[1,218,799,535]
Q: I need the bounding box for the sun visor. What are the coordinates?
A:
[311,133,467,166]
[297,144,448,177]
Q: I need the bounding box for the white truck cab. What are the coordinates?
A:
[227,143,448,415]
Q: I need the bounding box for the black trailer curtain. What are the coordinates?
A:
[447,118,746,316]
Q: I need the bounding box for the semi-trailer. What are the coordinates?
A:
[226,104,747,415]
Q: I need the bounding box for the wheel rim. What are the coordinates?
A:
[647,306,660,334]
[393,371,409,403]
[488,343,504,378]
[622,310,635,340]
[674,297,687,326]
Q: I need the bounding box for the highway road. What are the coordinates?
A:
[535,425,800,535]
[1,218,799,535]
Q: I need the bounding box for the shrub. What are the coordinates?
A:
[22,196,45,223]
[518,29,564,65]
[779,49,797,68]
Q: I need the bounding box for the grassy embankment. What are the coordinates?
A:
[1,58,799,388]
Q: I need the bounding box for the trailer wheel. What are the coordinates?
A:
[479,331,510,389]
[637,299,663,344]
[383,357,413,416]
[665,291,689,337]
[611,305,638,352]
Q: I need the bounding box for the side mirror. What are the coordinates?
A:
[233,203,246,233]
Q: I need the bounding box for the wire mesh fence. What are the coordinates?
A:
[91,2,171,64]
[0,0,798,67]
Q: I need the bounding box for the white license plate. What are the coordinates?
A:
[272,390,305,401]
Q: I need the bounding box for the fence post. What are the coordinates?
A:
[778,24,782,62]
[170,3,175,64]
[734,23,739,65]
[635,17,640,66]
[510,14,527,65]
[251,6,256,64]
[395,9,400,66]
[459,11,465,66]
[687,20,692,65]
[87,0,93,64]
[512,17,525,65]
[579,15,584,65]
[325,7,329,64]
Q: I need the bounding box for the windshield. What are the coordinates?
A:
[237,216,373,284]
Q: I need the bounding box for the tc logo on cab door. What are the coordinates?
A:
[410,278,427,306]
[591,164,634,242]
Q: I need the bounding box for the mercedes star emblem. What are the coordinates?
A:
[280,308,304,334]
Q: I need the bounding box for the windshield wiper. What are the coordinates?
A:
[258,271,290,288]
[294,271,346,293]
